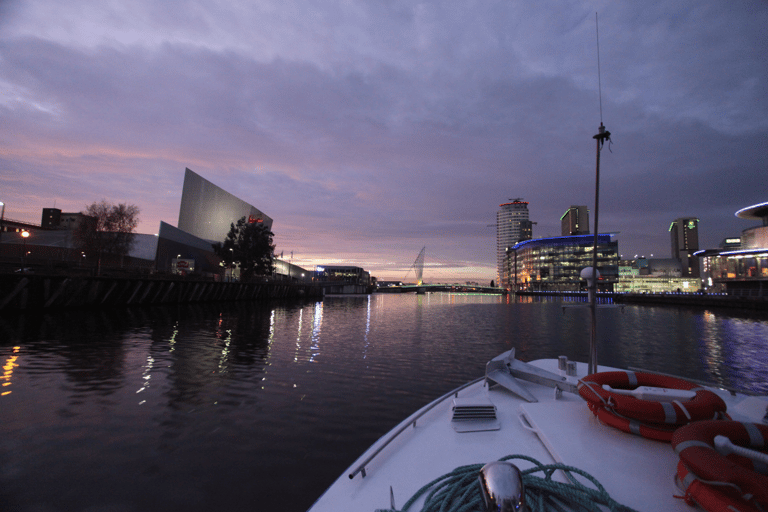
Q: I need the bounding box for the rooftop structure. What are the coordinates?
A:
[736,201,768,225]
[561,206,590,236]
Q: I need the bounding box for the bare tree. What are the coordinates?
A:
[74,200,140,264]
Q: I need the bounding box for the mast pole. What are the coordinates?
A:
[588,12,610,376]
[589,124,609,375]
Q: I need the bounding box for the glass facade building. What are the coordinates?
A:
[508,234,619,292]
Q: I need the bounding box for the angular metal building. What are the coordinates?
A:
[178,168,273,243]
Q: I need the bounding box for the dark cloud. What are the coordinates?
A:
[1,1,766,280]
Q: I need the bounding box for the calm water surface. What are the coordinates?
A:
[2,293,767,512]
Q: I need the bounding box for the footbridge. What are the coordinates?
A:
[386,247,504,294]
[376,283,506,294]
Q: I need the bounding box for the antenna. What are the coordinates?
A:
[596,12,603,124]
[588,12,611,376]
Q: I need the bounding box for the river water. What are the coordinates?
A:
[2,293,767,512]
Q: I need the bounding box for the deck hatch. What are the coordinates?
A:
[451,397,500,432]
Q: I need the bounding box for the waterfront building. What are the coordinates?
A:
[315,265,370,285]
[5,169,278,278]
[178,168,273,243]
[615,258,701,293]
[507,234,619,292]
[696,201,768,297]
[561,206,590,236]
[614,275,701,294]
[273,259,311,281]
[496,200,531,287]
[670,217,700,277]
[160,167,275,276]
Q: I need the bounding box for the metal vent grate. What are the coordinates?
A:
[451,397,500,432]
[452,405,497,420]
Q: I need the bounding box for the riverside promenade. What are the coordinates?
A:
[0,274,324,312]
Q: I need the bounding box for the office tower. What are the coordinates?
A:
[561,206,590,236]
[497,200,530,286]
[670,217,700,277]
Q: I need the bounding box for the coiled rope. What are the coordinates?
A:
[376,454,638,512]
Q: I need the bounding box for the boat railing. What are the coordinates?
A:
[627,367,742,396]
[348,376,486,479]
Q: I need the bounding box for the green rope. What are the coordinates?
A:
[375,455,639,512]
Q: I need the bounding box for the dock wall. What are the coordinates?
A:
[516,290,767,310]
[0,274,324,312]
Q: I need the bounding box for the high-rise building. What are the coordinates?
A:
[561,206,590,236]
[496,200,530,286]
[670,217,700,277]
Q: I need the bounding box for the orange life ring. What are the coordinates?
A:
[588,402,678,442]
[672,420,768,510]
[578,371,727,425]
[676,460,763,512]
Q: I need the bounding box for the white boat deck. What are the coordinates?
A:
[309,356,767,512]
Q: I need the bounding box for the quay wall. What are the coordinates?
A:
[616,293,767,310]
[0,274,324,312]
[516,290,767,310]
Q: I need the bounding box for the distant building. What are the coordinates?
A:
[497,200,531,287]
[273,259,311,281]
[41,208,96,232]
[561,205,590,236]
[507,234,619,292]
[670,217,700,277]
[41,208,61,228]
[315,265,370,285]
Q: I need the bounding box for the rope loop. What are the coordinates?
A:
[375,454,638,512]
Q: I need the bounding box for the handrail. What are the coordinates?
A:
[348,376,485,479]
[627,367,744,396]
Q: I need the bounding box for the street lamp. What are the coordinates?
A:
[21,230,30,272]
[0,201,5,244]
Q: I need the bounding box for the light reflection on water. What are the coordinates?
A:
[0,294,767,512]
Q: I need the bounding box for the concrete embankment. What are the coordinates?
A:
[0,274,323,311]
[616,293,767,310]
[516,290,767,310]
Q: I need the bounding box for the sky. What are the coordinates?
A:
[1,1,766,283]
